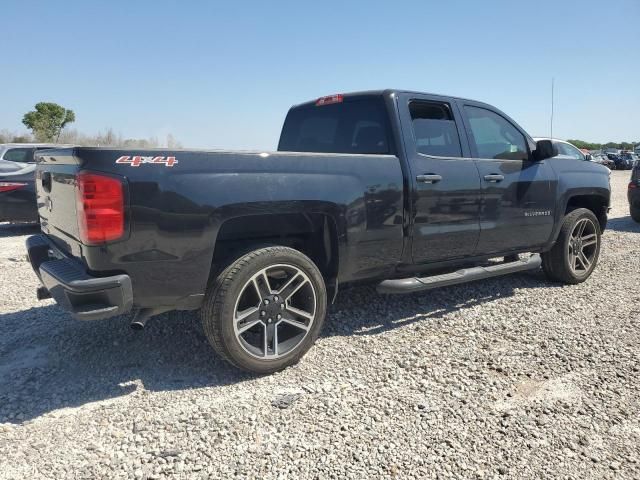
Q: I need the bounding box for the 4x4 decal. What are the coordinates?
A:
[115,156,178,167]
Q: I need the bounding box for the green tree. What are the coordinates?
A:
[566,139,599,150]
[22,102,75,142]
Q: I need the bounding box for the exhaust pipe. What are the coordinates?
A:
[130,307,172,330]
[36,286,52,300]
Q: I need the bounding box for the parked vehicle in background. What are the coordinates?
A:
[620,152,637,169]
[629,160,640,222]
[607,153,632,170]
[27,90,611,373]
[617,153,634,170]
[591,153,615,169]
[579,148,591,159]
[0,144,72,223]
[533,138,603,165]
[0,169,38,223]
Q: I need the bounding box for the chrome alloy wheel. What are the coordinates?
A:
[567,218,599,276]
[232,264,317,359]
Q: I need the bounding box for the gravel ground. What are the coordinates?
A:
[0,170,638,479]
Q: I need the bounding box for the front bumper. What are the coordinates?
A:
[26,234,133,320]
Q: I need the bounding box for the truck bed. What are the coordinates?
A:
[34,147,405,310]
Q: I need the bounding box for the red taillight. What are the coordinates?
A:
[76,172,125,244]
[629,182,638,190]
[316,94,344,106]
[0,182,27,193]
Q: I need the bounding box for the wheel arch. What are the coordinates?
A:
[545,190,609,251]
[564,193,609,232]
[210,211,342,302]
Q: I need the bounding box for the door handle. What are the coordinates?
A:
[483,174,504,183]
[416,174,442,184]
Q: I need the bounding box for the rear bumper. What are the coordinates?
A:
[26,234,133,320]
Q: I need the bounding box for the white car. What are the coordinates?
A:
[532,138,612,172]
[0,143,73,173]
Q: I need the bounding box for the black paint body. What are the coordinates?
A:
[31,90,611,313]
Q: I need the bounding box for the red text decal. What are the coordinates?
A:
[115,156,178,167]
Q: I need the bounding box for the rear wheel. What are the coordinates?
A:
[201,246,327,374]
[542,208,601,284]
[631,205,640,223]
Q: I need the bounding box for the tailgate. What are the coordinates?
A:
[35,148,82,255]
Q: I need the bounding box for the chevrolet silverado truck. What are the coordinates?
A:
[26,90,611,373]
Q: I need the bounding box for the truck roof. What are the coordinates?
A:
[291,89,493,109]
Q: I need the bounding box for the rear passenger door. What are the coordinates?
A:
[397,93,481,264]
[458,102,557,255]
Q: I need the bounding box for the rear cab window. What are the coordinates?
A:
[278,96,393,155]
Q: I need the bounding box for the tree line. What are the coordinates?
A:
[566,139,638,151]
[0,128,182,149]
[1,102,181,148]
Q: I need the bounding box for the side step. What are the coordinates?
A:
[377,254,542,294]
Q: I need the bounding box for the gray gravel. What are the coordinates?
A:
[1,170,639,479]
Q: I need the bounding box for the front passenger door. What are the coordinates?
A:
[460,103,557,255]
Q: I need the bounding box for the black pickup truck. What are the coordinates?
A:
[27,90,611,373]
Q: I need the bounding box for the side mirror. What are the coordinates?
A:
[533,140,558,161]
[585,153,592,161]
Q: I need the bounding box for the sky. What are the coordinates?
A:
[2,0,639,149]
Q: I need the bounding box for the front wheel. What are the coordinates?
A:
[201,246,327,374]
[542,208,601,284]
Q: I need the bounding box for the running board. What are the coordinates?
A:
[377,254,542,294]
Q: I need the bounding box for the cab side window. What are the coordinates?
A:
[409,101,463,157]
[464,106,529,161]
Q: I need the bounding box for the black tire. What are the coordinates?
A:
[541,208,601,284]
[200,246,327,374]
[631,205,640,223]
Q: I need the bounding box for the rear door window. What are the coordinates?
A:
[464,106,529,161]
[278,98,392,154]
[409,101,462,157]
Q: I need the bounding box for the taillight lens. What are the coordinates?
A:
[0,182,27,193]
[76,172,125,244]
[630,182,638,190]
